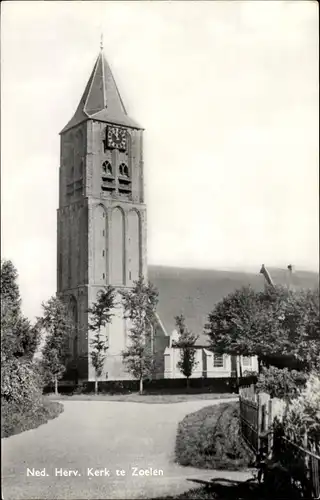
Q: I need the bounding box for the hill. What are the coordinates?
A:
[148,265,319,345]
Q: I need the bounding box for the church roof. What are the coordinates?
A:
[60,50,142,134]
[148,265,319,346]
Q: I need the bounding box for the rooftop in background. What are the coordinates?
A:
[149,265,319,346]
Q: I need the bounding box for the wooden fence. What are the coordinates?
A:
[273,431,320,499]
[239,385,285,453]
[239,387,260,452]
[239,385,320,498]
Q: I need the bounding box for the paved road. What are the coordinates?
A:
[2,398,250,499]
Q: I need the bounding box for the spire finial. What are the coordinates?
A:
[100,33,104,51]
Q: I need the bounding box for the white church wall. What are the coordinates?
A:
[240,355,259,374]
[205,351,232,378]
[164,347,258,379]
[164,347,203,379]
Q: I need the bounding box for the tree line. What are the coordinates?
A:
[86,277,199,394]
[205,284,319,377]
[1,260,199,396]
[2,258,319,401]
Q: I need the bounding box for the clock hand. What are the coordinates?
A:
[112,134,121,144]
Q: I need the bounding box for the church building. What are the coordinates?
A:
[57,46,278,383]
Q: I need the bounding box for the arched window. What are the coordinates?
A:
[102,161,113,176]
[119,163,129,177]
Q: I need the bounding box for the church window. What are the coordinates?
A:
[118,163,131,196]
[119,163,129,177]
[102,230,105,236]
[101,161,116,193]
[213,353,224,368]
[102,161,113,176]
[102,250,105,256]
[102,273,105,279]
[242,356,252,368]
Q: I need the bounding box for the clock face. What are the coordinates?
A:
[107,126,127,150]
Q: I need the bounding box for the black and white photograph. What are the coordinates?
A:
[1,1,319,499]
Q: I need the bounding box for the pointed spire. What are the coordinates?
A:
[61,49,141,133]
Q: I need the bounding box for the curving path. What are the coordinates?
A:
[2,398,250,499]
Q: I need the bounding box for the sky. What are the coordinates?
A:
[1,1,319,320]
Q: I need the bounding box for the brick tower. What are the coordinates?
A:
[57,47,147,381]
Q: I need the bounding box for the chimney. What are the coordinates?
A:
[287,264,294,289]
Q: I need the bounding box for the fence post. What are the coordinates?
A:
[268,399,273,456]
[257,394,262,451]
[303,432,309,470]
[265,401,269,433]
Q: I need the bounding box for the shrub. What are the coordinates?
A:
[242,370,258,378]
[256,366,308,400]
[0,356,63,438]
[267,373,320,499]
[1,356,43,411]
[1,397,63,438]
[175,402,254,470]
[284,372,320,445]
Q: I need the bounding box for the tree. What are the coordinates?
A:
[87,286,116,395]
[1,260,43,436]
[205,285,320,374]
[204,286,260,382]
[172,314,199,389]
[1,261,40,360]
[121,276,158,394]
[1,298,20,359]
[1,260,21,313]
[38,297,74,395]
[259,286,320,372]
[2,311,41,360]
[205,286,259,355]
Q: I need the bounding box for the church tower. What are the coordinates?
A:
[57,46,147,381]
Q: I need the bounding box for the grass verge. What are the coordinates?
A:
[46,393,238,404]
[175,402,254,470]
[1,397,64,438]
